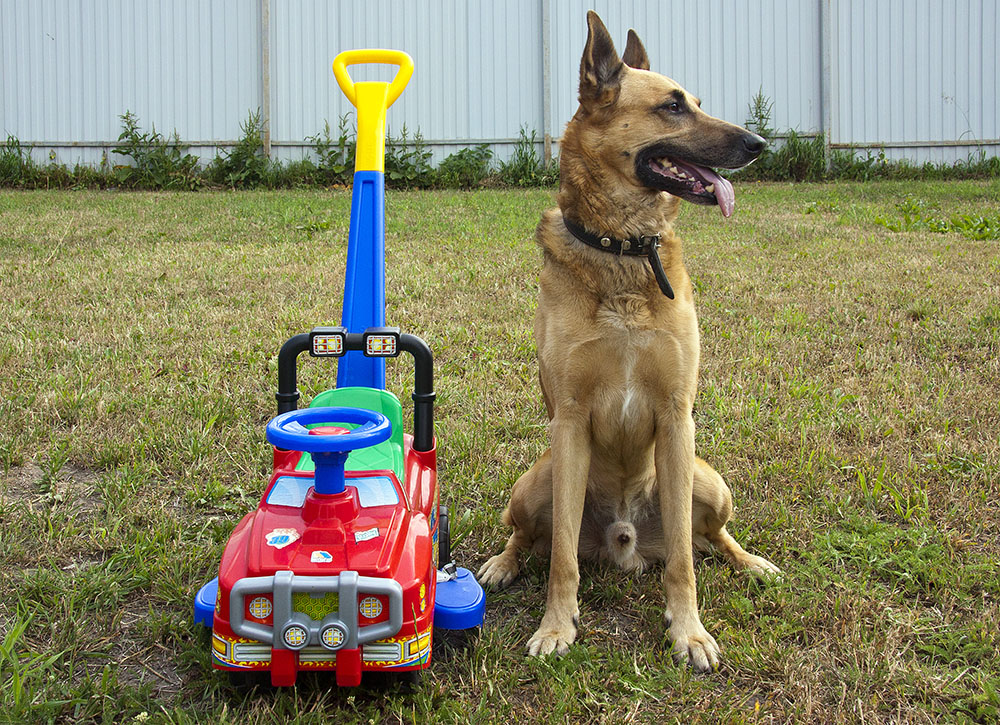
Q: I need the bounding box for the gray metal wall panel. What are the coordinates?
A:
[1,0,997,168]
[830,0,999,163]
[270,0,542,163]
[1,0,261,166]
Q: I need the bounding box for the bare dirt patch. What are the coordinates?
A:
[2,461,105,517]
[109,599,186,701]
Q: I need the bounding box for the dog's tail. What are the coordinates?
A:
[605,520,644,571]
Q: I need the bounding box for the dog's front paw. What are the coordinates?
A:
[665,614,720,673]
[477,552,519,589]
[745,554,783,579]
[527,620,577,656]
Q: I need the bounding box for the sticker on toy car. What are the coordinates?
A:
[265,528,300,549]
[310,550,333,563]
[355,527,379,543]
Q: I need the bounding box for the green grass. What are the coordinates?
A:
[1,180,999,723]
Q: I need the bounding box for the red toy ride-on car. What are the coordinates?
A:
[193,49,484,688]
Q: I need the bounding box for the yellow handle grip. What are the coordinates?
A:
[332,49,414,109]
[332,49,414,172]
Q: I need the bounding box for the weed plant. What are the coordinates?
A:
[735,89,1000,183]
[434,144,493,189]
[0,135,30,186]
[0,138,104,189]
[307,115,356,186]
[384,125,434,189]
[874,196,1000,240]
[497,128,560,187]
[112,111,201,190]
[204,111,270,189]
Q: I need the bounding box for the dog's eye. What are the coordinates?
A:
[658,101,684,115]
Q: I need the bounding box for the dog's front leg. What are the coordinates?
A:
[656,409,720,672]
[527,408,591,656]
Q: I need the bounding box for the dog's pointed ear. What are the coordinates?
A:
[579,11,624,110]
[622,29,650,70]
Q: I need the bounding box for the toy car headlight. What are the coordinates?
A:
[248,596,272,620]
[362,327,401,357]
[359,596,383,620]
[280,614,312,650]
[320,621,348,651]
[406,633,431,658]
[310,326,347,357]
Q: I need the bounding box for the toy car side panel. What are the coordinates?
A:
[216,511,255,622]
[402,436,436,516]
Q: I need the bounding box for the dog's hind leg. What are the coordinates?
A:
[478,452,554,589]
[692,458,781,577]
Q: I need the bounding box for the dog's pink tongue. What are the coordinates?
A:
[700,166,735,218]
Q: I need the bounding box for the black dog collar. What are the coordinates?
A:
[562,215,674,299]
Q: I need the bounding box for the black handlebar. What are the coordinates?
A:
[275,330,435,452]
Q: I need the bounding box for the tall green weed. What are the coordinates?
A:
[112,111,200,190]
[204,110,270,189]
[385,125,433,189]
[435,145,493,189]
[309,115,356,185]
[496,128,558,187]
[0,135,30,185]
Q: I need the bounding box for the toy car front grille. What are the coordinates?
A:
[230,641,404,664]
[361,642,402,662]
[229,570,403,653]
[233,643,271,662]
[292,591,339,620]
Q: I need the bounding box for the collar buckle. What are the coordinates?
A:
[639,233,661,252]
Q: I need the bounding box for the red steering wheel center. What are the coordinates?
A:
[308,426,351,437]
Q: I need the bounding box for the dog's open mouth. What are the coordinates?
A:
[637,153,736,218]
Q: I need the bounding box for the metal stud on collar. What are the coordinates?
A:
[600,237,611,247]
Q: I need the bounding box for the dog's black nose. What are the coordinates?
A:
[743,133,767,156]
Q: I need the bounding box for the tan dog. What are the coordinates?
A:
[478,11,780,672]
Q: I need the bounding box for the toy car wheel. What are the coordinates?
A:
[227,670,269,691]
[438,504,451,567]
[433,624,482,659]
[397,668,421,688]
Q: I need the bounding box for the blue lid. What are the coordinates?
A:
[194,577,218,628]
[433,567,485,630]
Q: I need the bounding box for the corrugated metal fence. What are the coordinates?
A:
[1,0,997,168]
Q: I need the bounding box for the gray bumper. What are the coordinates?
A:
[229,570,403,651]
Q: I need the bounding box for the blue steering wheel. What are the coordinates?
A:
[266,406,391,495]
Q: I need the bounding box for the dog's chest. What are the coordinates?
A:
[588,331,658,443]
[606,331,645,421]
[585,301,698,442]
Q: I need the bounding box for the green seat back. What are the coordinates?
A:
[293,386,405,480]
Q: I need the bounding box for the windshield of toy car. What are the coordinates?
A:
[266,475,399,508]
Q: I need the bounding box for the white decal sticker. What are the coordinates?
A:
[354,527,379,543]
[265,528,299,549]
[310,550,333,563]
